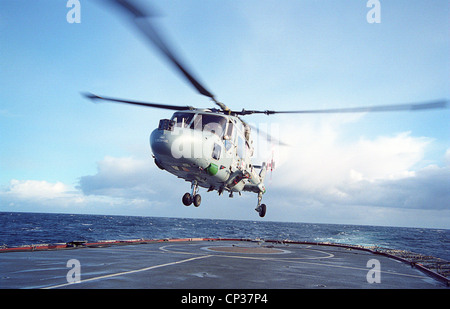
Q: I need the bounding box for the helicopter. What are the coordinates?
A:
[84,0,448,218]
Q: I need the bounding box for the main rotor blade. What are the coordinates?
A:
[249,124,289,146]
[108,0,229,111]
[236,99,448,116]
[82,92,193,111]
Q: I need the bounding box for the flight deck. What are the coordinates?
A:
[1,238,448,289]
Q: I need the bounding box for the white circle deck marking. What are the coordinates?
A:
[204,246,289,254]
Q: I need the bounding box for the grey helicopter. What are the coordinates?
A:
[84,0,448,218]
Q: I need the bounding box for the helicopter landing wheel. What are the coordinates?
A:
[255,192,266,218]
[193,194,201,207]
[257,204,266,218]
[182,193,192,206]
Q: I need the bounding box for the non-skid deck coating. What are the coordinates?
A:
[0,240,447,289]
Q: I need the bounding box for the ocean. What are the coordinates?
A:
[0,212,448,261]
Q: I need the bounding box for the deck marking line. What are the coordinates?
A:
[43,255,212,289]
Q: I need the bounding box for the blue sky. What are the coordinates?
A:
[1,0,449,228]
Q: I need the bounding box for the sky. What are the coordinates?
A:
[0,0,449,228]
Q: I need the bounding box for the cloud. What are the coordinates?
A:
[446,148,450,165]
[1,137,448,227]
[0,156,168,213]
[267,117,449,211]
[274,120,429,188]
[76,156,187,202]
[0,179,87,211]
[2,179,73,201]
[0,156,189,216]
[77,156,155,198]
[0,176,158,215]
[335,165,450,209]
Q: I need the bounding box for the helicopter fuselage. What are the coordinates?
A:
[150,110,266,197]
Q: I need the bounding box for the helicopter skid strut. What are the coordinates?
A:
[182,181,201,207]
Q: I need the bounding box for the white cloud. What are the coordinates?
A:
[3,179,73,201]
[446,148,450,166]
[78,156,154,197]
[0,179,88,211]
[1,137,448,227]
[336,165,450,209]
[274,117,430,189]
[0,176,156,215]
[0,156,186,216]
[77,156,179,200]
[266,116,449,211]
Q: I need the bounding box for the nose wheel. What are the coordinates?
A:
[256,204,266,217]
[182,181,201,207]
[255,192,267,217]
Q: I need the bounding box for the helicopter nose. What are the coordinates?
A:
[150,127,209,162]
[150,129,173,157]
